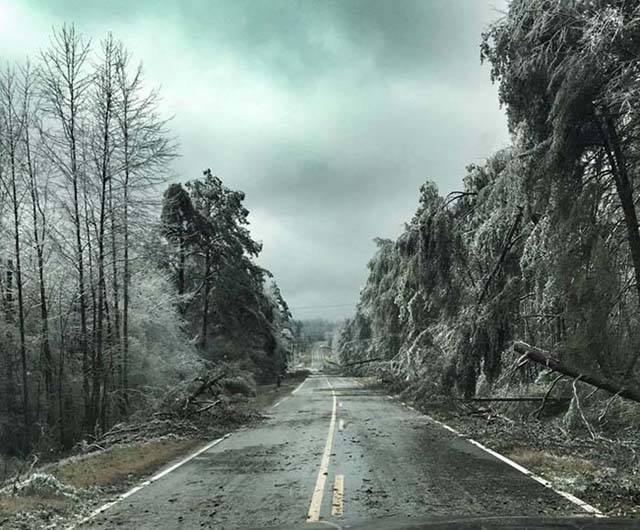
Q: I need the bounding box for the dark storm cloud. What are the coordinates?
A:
[25,0,503,90]
[7,0,509,319]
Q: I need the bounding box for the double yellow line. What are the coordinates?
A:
[331,474,344,517]
[306,378,344,522]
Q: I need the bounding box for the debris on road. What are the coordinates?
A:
[366,376,640,518]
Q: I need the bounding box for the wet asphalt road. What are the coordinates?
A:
[82,375,584,529]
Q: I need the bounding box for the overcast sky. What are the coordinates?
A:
[2,0,509,321]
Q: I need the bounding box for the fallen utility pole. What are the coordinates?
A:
[513,341,640,404]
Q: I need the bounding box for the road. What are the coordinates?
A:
[81,375,590,529]
[309,342,328,371]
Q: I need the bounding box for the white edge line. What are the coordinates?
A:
[465,439,603,515]
[394,399,604,517]
[273,395,289,408]
[276,375,312,407]
[292,377,307,395]
[68,433,232,529]
[326,378,602,517]
[276,376,310,407]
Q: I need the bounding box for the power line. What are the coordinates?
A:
[290,303,356,310]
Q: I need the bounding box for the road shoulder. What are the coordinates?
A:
[359,377,640,519]
[0,376,307,530]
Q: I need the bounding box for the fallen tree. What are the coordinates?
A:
[513,341,640,404]
[325,357,387,368]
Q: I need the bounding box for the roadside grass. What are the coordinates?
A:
[508,448,599,476]
[1,373,309,529]
[0,494,74,517]
[53,374,308,491]
[0,439,202,526]
[52,438,201,489]
[507,447,640,516]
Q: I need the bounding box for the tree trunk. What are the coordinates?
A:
[93,171,107,433]
[178,238,186,298]
[83,181,97,427]
[121,164,130,416]
[93,36,115,433]
[25,123,53,427]
[40,25,91,431]
[9,135,30,439]
[108,173,121,405]
[513,341,640,403]
[597,112,640,378]
[118,69,131,417]
[58,317,65,446]
[75,143,91,429]
[3,260,16,424]
[67,91,90,430]
[57,290,68,447]
[200,251,212,350]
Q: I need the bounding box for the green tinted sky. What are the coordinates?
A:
[1,0,509,319]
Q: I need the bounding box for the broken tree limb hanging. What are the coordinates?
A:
[535,373,565,418]
[187,369,228,404]
[513,341,640,403]
[477,206,524,305]
[325,357,387,368]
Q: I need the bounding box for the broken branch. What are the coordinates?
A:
[572,376,597,440]
[513,341,640,403]
[535,373,565,419]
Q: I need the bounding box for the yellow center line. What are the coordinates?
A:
[306,377,337,522]
[331,474,344,517]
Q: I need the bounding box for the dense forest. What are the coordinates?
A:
[338,1,640,411]
[0,26,292,457]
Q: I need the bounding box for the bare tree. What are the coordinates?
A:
[0,66,30,438]
[40,24,93,426]
[115,45,176,414]
[90,34,117,431]
[21,62,54,426]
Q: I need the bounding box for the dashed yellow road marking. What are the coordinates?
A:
[331,474,344,517]
[306,378,337,522]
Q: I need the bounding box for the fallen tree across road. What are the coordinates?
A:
[513,341,640,404]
